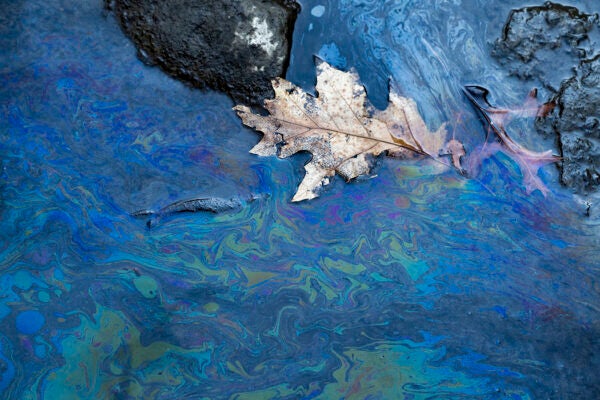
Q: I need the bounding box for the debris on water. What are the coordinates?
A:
[463,85,560,195]
[131,194,268,228]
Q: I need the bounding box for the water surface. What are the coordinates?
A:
[1,0,600,398]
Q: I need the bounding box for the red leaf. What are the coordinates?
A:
[463,86,560,195]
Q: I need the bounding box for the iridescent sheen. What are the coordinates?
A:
[1,0,600,399]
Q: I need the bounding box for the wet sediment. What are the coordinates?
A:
[493,2,600,193]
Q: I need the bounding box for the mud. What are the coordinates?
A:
[537,55,600,193]
[493,1,599,90]
[494,2,600,193]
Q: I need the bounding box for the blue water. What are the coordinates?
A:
[2,0,600,398]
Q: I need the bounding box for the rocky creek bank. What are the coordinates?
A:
[494,1,600,194]
[105,0,299,105]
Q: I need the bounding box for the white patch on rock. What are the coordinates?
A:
[250,65,266,72]
[235,17,278,56]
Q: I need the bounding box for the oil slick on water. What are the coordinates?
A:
[1,0,600,398]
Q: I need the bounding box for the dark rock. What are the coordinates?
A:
[105,0,299,105]
[536,55,600,193]
[492,1,599,89]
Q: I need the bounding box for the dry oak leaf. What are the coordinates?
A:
[234,61,454,202]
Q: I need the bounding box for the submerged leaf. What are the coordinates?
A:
[463,85,560,195]
[441,139,467,173]
[234,61,455,201]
